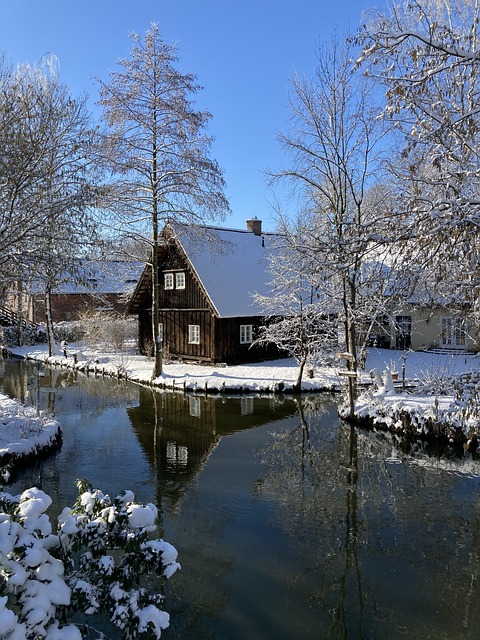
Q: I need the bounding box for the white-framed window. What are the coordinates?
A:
[441,317,466,347]
[188,324,200,344]
[176,272,186,289]
[240,324,253,344]
[164,273,174,290]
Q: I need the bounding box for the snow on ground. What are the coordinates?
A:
[8,343,479,393]
[7,342,340,393]
[0,393,61,473]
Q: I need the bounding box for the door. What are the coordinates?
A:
[395,315,412,350]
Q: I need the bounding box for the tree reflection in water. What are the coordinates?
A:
[2,358,480,639]
[255,395,480,640]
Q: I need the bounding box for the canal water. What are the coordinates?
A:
[1,356,480,640]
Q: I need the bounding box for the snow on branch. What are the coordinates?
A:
[0,480,180,639]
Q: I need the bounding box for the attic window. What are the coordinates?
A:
[176,272,185,289]
[164,271,185,290]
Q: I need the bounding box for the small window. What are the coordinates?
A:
[176,272,185,289]
[188,324,200,344]
[164,273,174,290]
[240,324,253,344]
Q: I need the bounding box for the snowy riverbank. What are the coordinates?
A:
[3,343,480,451]
[0,393,61,474]
[6,343,479,394]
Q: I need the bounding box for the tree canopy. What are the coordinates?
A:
[97,23,230,376]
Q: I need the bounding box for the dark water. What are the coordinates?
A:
[1,356,480,640]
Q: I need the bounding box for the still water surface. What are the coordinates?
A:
[1,357,480,640]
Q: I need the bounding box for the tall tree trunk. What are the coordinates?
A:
[294,352,308,393]
[347,280,359,419]
[16,280,24,347]
[151,129,162,379]
[341,276,358,420]
[45,286,55,357]
[151,255,162,379]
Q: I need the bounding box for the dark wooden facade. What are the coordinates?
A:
[129,228,282,364]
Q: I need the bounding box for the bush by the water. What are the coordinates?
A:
[0,480,180,639]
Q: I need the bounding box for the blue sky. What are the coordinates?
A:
[0,0,385,231]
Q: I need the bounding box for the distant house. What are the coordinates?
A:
[127,219,283,364]
[384,303,479,352]
[365,280,479,352]
[31,260,144,324]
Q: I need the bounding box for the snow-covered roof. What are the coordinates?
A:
[31,261,144,295]
[173,224,276,318]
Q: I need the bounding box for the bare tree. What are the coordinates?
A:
[356,0,480,304]
[253,228,338,391]
[97,23,230,378]
[0,58,56,281]
[269,36,394,414]
[0,57,101,352]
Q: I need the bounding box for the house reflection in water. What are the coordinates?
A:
[127,388,298,509]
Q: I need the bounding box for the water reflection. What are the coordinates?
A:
[1,357,480,638]
[128,386,299,513]
[254,400,480,640]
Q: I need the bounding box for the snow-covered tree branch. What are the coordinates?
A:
[266,35,397,409]
[356,0,480,311]
[0,480,180,639]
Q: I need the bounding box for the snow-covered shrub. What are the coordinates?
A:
[53,322,85,344]
[0,324,47,347]
[443,374,480,440]
[0,325,18,346]
[75,312,136,353]
[0,480,180,639]
[414,363,457,396]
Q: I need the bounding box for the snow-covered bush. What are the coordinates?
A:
[414,364,457,396]
[0,480,180,639]
[443,374,480,439]
[75,312,136,353]
[0,324,48,347]
[53,322,85,344]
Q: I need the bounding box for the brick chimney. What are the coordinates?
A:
[246,217,262,236]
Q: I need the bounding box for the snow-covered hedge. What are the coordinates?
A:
[0,324,47,347]
[0,480,180,639]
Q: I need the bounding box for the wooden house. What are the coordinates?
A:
[127,219,283,364]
